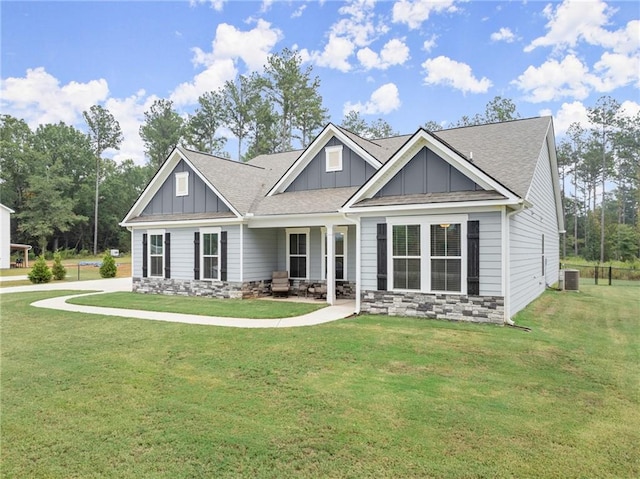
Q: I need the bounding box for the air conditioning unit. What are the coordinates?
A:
[564,269,579,291]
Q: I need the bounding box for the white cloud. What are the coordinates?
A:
[541,101,589,137]
[620,100,640,118]
[357,38,410,70]
[422,34,437,53]
[591,52,640,91]
[291,5,306,18]
[189,0,225,12]
[171,20,282,106]
[105,90,158,165]
[490,27,516,43]
[343,82,401,115]
[305,0,387,71]
[392,0,458,30]
[0,67,109,127]
[198,20,282,71]
[512,54,594,103]
[306,34,355,72]
[525,0,639,54]
[513,51,640,103]
[421,56,492,94]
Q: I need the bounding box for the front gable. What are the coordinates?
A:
[345,129,521,211]
[267,123,383,196]
[286,137,378,192]
[121,148,240,226]
[141,160,231,216]
[375,146,481,197]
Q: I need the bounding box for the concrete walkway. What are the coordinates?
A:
[1,278,357,328]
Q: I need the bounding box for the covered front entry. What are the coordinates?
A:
[247,219,357,306]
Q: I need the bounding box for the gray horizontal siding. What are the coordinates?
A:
[510,142,560,316]
[360,217,384,291]
[470,211,502,297]
[131,224,240,282]
[243,226,278,281]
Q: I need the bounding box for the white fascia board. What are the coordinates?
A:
[121,148,242,224]
[342,200,517,217]
[120,217,244,229]
[345,130,520,209]
[0,203,15,214]
[121,148,183,224]
[247,212,346,229]
[266,124,382,196]
[545,123,566,233]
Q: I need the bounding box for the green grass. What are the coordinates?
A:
[68,291,325,319]
[1,285,638,478]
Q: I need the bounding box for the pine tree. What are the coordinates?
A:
[51,251,66,280]
[99,250,117,278]
[28,255,52,284]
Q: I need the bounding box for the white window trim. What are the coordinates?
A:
[148,229,165,278]
[321,226,348,281]
[175,171,189,197]
[286,228,310,280]
[325,145,343,172]
[200,227,221,281]
[387,215,468,294]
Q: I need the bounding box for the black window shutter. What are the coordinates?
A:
[142,233,148,278]
[377,223,387,291]
[194,232,200,280]
[164,233,171,279]
[467,220,480,295]
[220,231,227,281]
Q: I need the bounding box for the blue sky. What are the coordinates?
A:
[1,0,638,164]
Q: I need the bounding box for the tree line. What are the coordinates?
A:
[1,46,636,261]
[557,97,640,263]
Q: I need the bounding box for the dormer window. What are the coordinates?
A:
[175,171,189,197]
[325,145,343,172]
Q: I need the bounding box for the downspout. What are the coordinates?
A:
[343,214,361,314]
[504,201,526,325]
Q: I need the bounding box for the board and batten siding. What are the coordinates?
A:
[141,160,230,216]
[509,140,560,316]
[286,137,376,192]
[132,225,241,282]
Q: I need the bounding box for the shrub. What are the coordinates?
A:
[51,252,67,280]
[99,251,117,278]
[28,255,53,284]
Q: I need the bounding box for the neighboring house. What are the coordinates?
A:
[0,203,15,269]
[121,117,564,324]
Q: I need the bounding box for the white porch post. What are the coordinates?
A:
[326,224,335,305]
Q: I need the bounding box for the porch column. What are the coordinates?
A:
[326,224,335,305]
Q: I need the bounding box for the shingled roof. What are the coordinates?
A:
[433,117,552,199]
[169,117,553,217]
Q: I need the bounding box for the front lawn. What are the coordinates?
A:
[68,291,325,319]
[1,284,638,478]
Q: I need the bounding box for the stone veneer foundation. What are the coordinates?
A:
[132,278,356,300]
[360,290,505,324]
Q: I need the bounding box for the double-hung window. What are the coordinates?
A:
[388,216,467,294]
[149,231,164,277]
[430,223,462,292]
[287,228,309,279]
[392,224,421,290]
[201,228,220,280]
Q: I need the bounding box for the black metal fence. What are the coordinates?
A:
[560,263,640,285]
